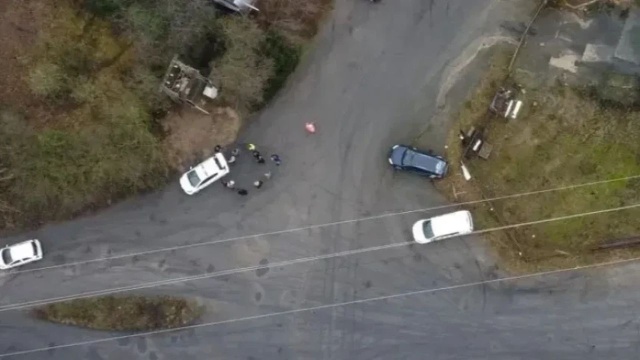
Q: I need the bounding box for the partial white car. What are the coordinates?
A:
[180,153,230,195]
[213,0,258,12]
[412,211,474,244]
[0,239,43,270]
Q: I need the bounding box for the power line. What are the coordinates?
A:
[3,250,640,358]
[1,203,638,313]
[4,174,640,277]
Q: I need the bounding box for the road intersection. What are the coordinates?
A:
[2,0,640,359]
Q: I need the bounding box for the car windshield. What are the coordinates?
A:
[214,156,225,170]
[187,170,201,187]
[422,221,435,239]
[1,249,12,264]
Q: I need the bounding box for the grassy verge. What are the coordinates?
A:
[32,295,203,331]
[429,45,640,273]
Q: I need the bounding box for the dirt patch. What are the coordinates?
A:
[162,106,242,171]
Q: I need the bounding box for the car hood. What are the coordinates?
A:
[412,220,430,244]
[180,174,197,195]
[389,146,407,166]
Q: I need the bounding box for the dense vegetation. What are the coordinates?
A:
[0,0,330,229]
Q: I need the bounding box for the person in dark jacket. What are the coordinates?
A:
[270,154,281,166]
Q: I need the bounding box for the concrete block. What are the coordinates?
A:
[582,44,614,63]
[614,8,640,66]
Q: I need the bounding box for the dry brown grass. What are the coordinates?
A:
[162,106,242,172]
[255,0,333,43]
[0,0,57,129]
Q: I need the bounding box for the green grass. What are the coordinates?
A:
[32,295,204,331]
[424,46,640,273]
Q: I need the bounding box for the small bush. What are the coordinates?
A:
[33,295,203,331]
[28,62,70,100]
[259,30,301,105]
[84,0,127,17]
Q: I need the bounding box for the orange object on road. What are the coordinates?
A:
[305,122,316,134]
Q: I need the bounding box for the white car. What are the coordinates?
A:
[0,239,43,270]
[180,153,230,195]
[412,211,474,244]
[214,0,258,12]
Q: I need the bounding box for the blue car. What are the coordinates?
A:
[388,144,449,179]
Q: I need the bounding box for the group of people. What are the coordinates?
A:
[218,143,281,196]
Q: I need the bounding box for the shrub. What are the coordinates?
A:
[33,295,203,331]
[84,0,128,17]
[211,17,274,114]
[256,0,333,42]
[28,62,71,100]
[260,30,301,104]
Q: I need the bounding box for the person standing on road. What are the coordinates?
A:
[231,148,240,157]
[270,154,281,166]
[222,180,235,189]
[257,156,265,164]
[247,143,256,151]
[253,180,263,189]
[264,171,272,180]
[214,145,222,153]
[252,150,261,159]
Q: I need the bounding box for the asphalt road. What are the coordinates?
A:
[2,0,640,359]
